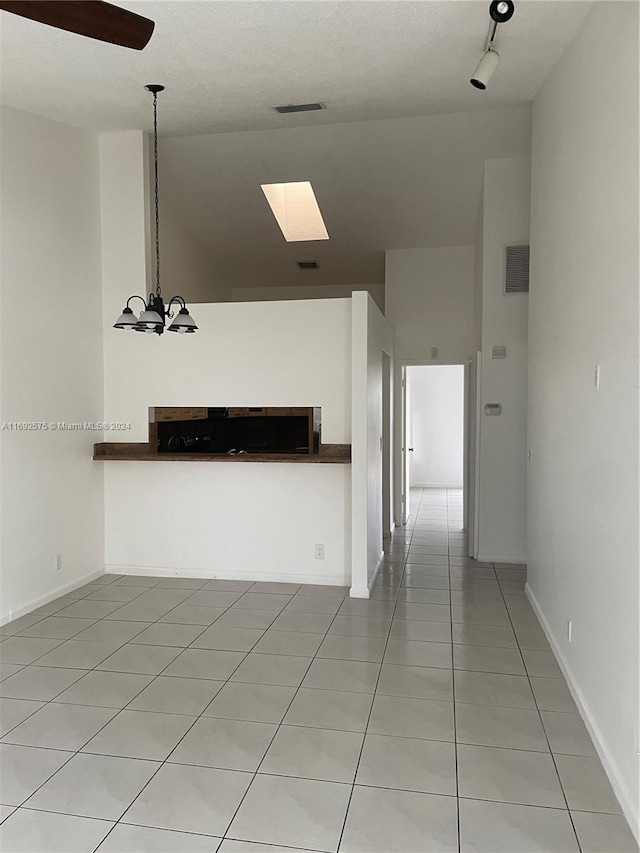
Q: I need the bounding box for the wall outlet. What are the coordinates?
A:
[315,544,325,560]
[55,554,62,572]
[567,619,572,642]
[430,347,438,359]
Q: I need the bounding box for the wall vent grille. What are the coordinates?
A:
[505,244,530,293]
[297,261,319,270]
[274,103,325,114]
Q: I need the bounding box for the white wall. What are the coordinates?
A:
[160,198,227,304]
[106,463,350,585]
[385,247,475,362]
[103,299,353,585]
[528,2,639,838]
[100,130,152,413]
[386,246,474,526]
[408,365,464,488]
[232,283,385,313]
[351,292,394,596]
[0,107,105,622]
[476,158,530,563]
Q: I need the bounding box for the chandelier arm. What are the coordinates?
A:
[166,295,186,318]
[126,295,148,311]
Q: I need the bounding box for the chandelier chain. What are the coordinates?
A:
[152,90,161,298]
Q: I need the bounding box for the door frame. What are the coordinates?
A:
[393,358,473,531]
[468,352,482,558]
[382,352,393,539]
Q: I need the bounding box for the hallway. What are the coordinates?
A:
[0,488,635,851]
[373,487,635,852]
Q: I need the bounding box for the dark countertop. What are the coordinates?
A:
[93,442,351,464]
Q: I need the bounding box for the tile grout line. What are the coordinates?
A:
[495,566,585,853]
[1,580,315,849]
[92,583,354,850]
[217,595,351,849]
[446,487,463,853]
[335,485,424,852]
[86,587,320,850]
[3,489,604,852]
[0,580,254,744]
[0,581,197,848]
[0,591,159,744]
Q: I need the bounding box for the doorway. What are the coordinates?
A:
[407,364,465,488]
[396,362,471,537]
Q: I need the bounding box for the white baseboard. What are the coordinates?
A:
[349,550,384,599]
[411,482,463,489]
[526,584,639,843]
[106,565,349,588]
[477,554,527,566]
[349,585,370,598]
[0,569,105,626]
[368,550,384,593]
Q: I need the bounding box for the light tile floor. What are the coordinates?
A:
[0,487,637,852]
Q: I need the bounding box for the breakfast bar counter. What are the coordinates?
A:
[93,442,351,463]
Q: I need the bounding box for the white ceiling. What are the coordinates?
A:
[1,0,593,297]
[0,0,592,136]
[160,106,531,292]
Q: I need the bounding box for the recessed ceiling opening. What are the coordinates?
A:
[261,181,330,242]
[297,261,319,269]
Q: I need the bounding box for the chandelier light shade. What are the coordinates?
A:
[114,84,198,336]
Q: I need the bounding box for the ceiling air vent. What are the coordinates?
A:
[274,103,325,114]
[505,244,530,293]
[297,261,319,270]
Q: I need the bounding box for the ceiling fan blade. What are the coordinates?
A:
[0,0,155,50]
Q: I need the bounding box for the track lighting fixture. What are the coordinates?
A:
[489,0,514,24]
[470,1,515,90]
[470,48,500,90]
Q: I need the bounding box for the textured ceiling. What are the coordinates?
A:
[0,0,593,297]
[0,0,592,136]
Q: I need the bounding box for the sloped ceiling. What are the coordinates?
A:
[0,0,592,294]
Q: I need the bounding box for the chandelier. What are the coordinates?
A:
[114,85,198,335]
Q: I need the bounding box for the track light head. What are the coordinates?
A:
[470,48,500,90]
[489,0,515,23]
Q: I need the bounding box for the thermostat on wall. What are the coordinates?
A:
[484,403,502,415]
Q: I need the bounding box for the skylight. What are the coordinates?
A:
[261,181,329,242]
